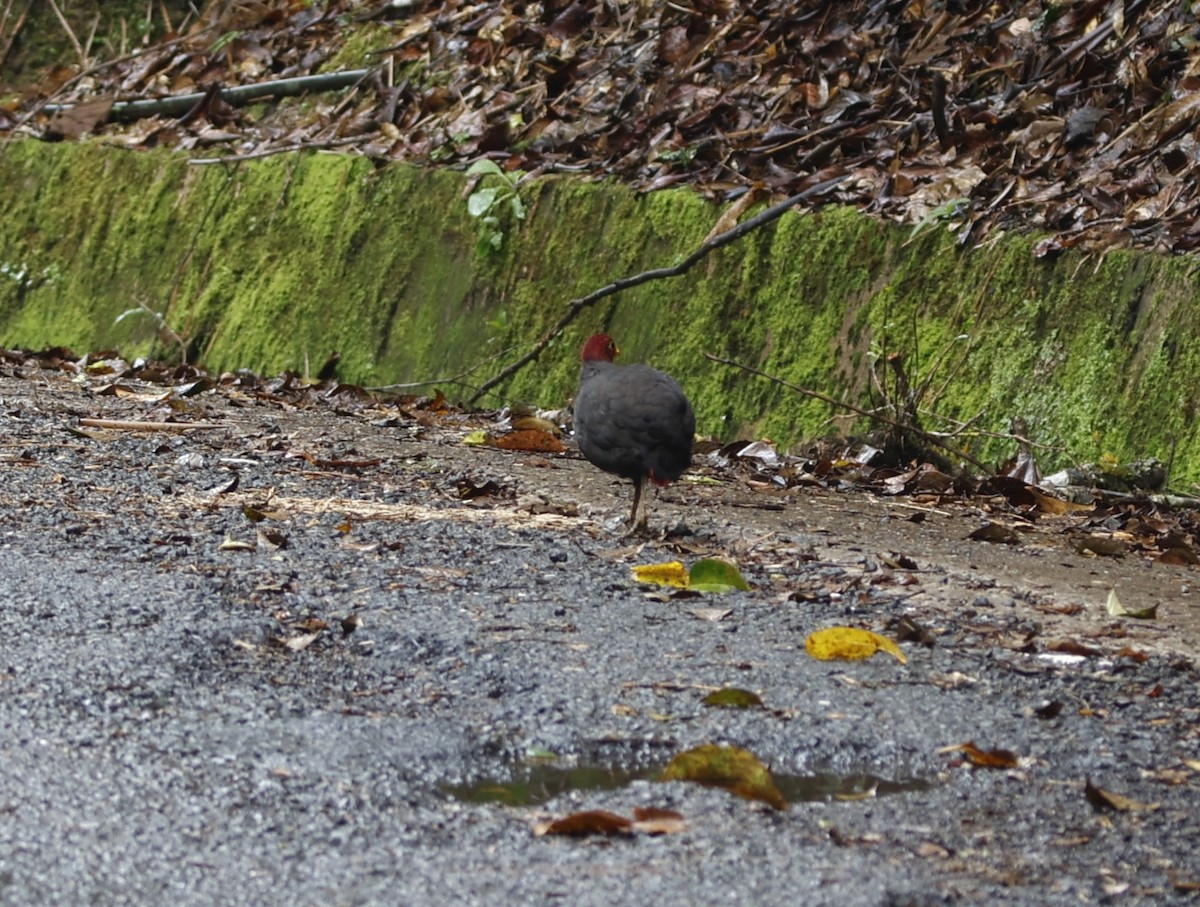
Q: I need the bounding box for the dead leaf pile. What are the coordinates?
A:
[7,0,1200,252]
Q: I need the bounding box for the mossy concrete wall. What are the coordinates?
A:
[2,139,1199,483]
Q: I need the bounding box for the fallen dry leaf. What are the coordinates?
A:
[491,430,565,453]
[271,632,321,652]
[805,627,907,665]
[941,741,1021,770]
[660,743,787,811]
[534,810,633,837]
[1084,778,1159,813]
[632,561,690,588]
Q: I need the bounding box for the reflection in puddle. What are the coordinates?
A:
[445,763,932,807]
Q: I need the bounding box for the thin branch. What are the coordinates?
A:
[41,68,373,123]
[919,405,988,439]
[702,350,991,473]
[78,418,224,432]
[369,346,517,394]
[933,424,1073,455]
[0,0,31,70]
[45,0,86,68]
[468,174,847,405]
[188,134,366,166]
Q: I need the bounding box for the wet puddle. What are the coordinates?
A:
[445,762,932,807]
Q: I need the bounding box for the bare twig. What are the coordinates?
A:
[156,0,172,34]
[0,0,31,70]
[468,175,847,405]
[45,0,86,68]
[113,300,188,364]
[933,424,1073,455]
[702,350,991,473]
[368,346,516,394]
[188,135,366,165]
[78,418,224,432]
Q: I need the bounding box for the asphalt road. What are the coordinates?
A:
[2,362,1198,906]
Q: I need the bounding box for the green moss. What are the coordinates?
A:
[5,139,1200,484]
[323,24,398,71]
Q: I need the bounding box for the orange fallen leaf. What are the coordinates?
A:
[1047,639,1103,658]
[491,429,565,453]
[535,810,633,837]
[1028,487,1092,515]
[942,741,1020,769]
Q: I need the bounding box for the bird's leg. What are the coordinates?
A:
[627,476,648,534]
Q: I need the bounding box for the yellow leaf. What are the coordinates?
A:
[805,627,907,664]
[660,744,786,810]
[462,430,491,446]
[702,688,764,709]
[632,561,690,588]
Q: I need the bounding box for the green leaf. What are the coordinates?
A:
[687,558,749,593]
[908,197,969,240]
[466,159,506,179]
[509,195,526,220]
[209,30,242,53]
[1105,588,1157,619]
[467,188,499,217]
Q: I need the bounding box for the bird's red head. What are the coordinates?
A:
[581,333,620,363]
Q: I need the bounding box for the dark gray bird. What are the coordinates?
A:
[573,333,695,531]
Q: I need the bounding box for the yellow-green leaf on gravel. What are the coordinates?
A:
[632,561,690,588]
[660,744,786,810]
[805,627,907,664]
[687,558,749,593]
[1105,588,1158,620]
[702,688,764,709]
[463,430,491,446]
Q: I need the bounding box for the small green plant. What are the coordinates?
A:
[466,159,527,254]
[906,197,970,243]
[485,308,509,343]
[209,31,242,53]
[657,146,698,166]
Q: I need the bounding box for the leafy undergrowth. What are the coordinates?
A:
[2,0,1199,253]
